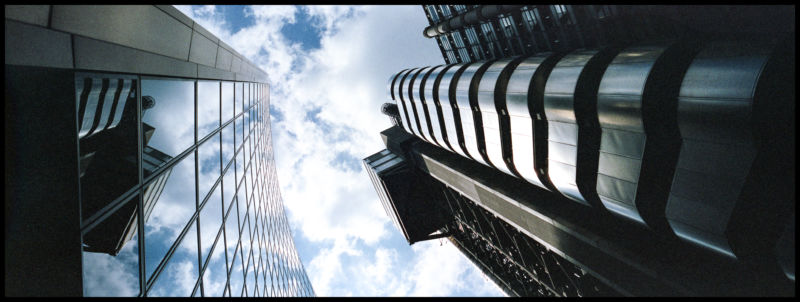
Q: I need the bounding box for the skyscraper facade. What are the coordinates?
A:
[5,5,314,297]
[366,5,794,296]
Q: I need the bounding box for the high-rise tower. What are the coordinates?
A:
[5,5,314,297]
[366,5,794,296]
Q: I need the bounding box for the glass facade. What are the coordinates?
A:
[76,72,314,297]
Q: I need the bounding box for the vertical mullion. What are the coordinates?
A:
[136,75,146,297]
[193,80,204,297]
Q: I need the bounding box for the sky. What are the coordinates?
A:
[173,5,505,297]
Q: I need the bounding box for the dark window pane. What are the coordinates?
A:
[148,221,199,297]
[141,78,195,177]
[144,153,196,280]
[82,196,140,297]
[197,81,220,141]
[221,82,234,125]
[77,75,139,220]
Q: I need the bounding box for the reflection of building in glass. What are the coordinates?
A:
[6,5,314,297]
[366,5,794,297]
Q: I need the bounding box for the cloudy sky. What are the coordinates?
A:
[174,5,504,297]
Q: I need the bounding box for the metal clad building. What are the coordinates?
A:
[366,5,795,296]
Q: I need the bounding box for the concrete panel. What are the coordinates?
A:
[5,20,73,69]
[189,31,217,67]
[155,5,194,27]
[198,64,235,81]
[215,46,233,70]
[52,5,192,61]
[74,36,197,78]
[5,5,50,27]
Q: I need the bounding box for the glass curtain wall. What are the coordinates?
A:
[76,72,314,297]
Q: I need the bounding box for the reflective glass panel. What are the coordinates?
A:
[222,164,236,216]
[77,75,139,220]
[144,153,196,279]
[235,116,244,150]
[147,221,199,297]
[224,197,240,270]
[237,186,250,230]
[202,239,227,297]
[198,133,221,201]
[244,82,250,113]
[141,78,195,177]
[221,122,235,172]
[199,183,223,261]
[229,237,245,296]
[197,81,220,141]
[82,196,140,297]
[221,82,234,125]
[234,82,242,117]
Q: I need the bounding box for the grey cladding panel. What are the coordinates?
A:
[74,36,197,78]
[5,5,50,27]
[5,20,73,69]
[215,46,233,71]
[189,31,218,67]
[52,5,192,61]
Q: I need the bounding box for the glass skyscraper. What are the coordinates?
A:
[6,5,313,297]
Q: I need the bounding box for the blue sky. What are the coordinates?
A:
[174,5,505,297]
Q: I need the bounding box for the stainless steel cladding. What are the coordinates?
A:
[543,48,617,207]
[406,67,432,142]
[504,54,562,191]
[665,40,780,259]
[391,68,418,135]
[413,66,443,145]
[437,64,472,157]
[595,41,696,232]
[422,65,452,149]
[454,61,497,168]
[386,38,793,261]
[476,57,524,177]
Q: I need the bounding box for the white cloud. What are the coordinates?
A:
[174,5,503,297]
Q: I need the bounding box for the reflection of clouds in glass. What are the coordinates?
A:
[199,184,223,261]
[222,123,236,171]
[149,222,198,297]
[202,243,228,297]
[83,236,139,297]
[198,81,221,140]
[197,133,221,201]
[142,79,194,157]
[145,154,196,278]
[222,82,235,124]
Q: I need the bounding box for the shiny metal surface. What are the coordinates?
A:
[665,41,772,258]
[476,57,519,177]
[454,60,496,167]
[437,63,472,158]
[394,68,419,136]
[422,65,451,149]
[543,49,615,207]
[412,66,441,144]
[406,67,432,141]
[505,54,561,191]
[595,44,667,225]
